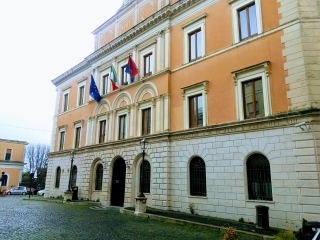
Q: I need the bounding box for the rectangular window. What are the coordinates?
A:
[189,29,202,61]
[99,120,106,143]
[5,149,12,160]
[102,74,109,95]
[238,3,257,40]
[118,115,126,140]
[74,127,81,148]
[59,131,65,151]
[121,66,129,85]
[143,53,153,77]
[78,86,84,106]
[142,108,151,136]
[63,93,69,112]
[189,95,203,128]
[242,78,264,119]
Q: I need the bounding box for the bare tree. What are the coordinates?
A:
[24,144,50,174]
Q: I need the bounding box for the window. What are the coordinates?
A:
[5,148,12,160]
[139,44,156,79]
[63,93,69,112]
[121,66,129,85]
[189,95,203,128]
[102,74,109,95]
[55,167,61,188]
[189,29,202,61]
[182,13,206,64]
[74,127,81,148]
[231,0,262,43]
[143,53,153,77]
[242,78,264,119]
[247,154,272,201]
[142,108,151,135]
[181,81,208,129]
[118,115,127,140]
[189,157,206,196]
[99,120,106,143]
[59,131,65,151]
[95,164,103,190]
[238,3,257,40]
[78,86,85,106]
[232,61,270,121]
[140,161,150,193]
[71,166,77,187]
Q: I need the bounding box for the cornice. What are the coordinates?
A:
[0,139,28,145]
[51,0,204,87]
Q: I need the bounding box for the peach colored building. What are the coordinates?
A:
[0,139,28,188]
[48,0,320,230]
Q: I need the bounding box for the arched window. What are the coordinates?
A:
[189,157,206,196]
[55,167,61,188]
[140,161,150,193]
[247,154,272,201]
[95,164,103,190]
[71,166,77,187]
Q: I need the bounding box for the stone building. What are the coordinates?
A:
[47,0,320,230]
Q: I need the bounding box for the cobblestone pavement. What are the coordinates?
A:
[0,196,260,240]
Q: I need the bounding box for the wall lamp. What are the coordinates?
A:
[294,122,310,131]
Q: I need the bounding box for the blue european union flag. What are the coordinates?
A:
[90,75,102,103]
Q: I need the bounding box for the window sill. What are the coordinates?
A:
[188,195,207,199]
[246,199,274,204]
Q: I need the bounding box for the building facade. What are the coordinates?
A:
[0,139,28,187]
[48,0,320,230]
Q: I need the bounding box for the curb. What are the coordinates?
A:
[122,209,274,240]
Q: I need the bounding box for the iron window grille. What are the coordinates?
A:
[190,157,207,196]
[140,161,151,193]
[55,167,61,188]
[247,154,272,201]
[95,164,103,190]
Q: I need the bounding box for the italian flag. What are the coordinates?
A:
[110,65,119,91]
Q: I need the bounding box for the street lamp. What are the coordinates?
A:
[68,150,75,192]
[138,138,148,198]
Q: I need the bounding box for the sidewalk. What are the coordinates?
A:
[123,207,279,239]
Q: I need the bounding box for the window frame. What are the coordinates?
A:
[74,126,81,148]
[182,13,206,64]
[141,107,151,136]
[118,114,127,140]
[62,88,70,113]
[73,121,83,149]
[139,44,155,79]
[98,119,107,143]
[181,81,208,130]
[231,0,262,43]
[189,157,207,197]
[138,100,154,136]
[58,126,66,151]
[100,68,111,95]
[143,52,153,77]
[77,81,86,107]
[4,148,13,161]
[188,94,203,128]
[232,61,271,121]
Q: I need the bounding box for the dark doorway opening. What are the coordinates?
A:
[111,158,126,206]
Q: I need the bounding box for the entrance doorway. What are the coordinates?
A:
[111,158,126,206]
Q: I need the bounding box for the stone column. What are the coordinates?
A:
[164,28,170,69]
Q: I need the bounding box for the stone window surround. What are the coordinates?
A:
[229,0,263,43]
[139,44,156,79]
[116,108,129,140]
[96,114,108,144]
[77,80,86,107]
[138,100,154,137]
[58,125,67,151]
[72,120,83,149]
[182,13,207,64]
[61,87,70,113]
[232,61,271,121]
[181,80,209,130]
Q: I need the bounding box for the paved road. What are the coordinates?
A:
[0,196,223,240]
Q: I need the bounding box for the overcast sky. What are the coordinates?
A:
[0,0,123,145]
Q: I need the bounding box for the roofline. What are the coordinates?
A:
[0,139,29,145]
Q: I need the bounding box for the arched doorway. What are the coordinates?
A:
[111,158,126,206]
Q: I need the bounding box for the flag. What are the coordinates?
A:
[125,56,139,82]
[110,65,119,90]
[90,75,102,103]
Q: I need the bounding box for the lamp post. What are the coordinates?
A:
[138,138,147,198]
[68,150,75,192]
